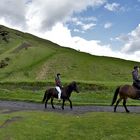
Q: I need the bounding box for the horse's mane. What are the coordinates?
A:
[63,81,76,94]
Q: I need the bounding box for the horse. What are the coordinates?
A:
[111,84,140,113]
[42,81,79,110]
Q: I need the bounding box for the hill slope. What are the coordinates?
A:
[0,25,139,83]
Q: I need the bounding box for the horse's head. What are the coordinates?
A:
[71,81,79,93]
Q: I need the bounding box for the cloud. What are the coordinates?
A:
[118,24,140,54]
[82,23,96,30]
[36,23,111,55]
[116,34,130,42]
[0,0,27,28]
[104,22,112,29]
[33,23,140,62]
[73,29,82,33]
[0,0,106,31]
[27,0,106,31]
[69,17,97,32]
[104,2,120,11]
[81,16,98,22]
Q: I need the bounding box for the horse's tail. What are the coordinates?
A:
[111,86,120,106]
[42,90,48,103]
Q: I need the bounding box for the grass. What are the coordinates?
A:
[0,81,140,106]
[0,111,140,140]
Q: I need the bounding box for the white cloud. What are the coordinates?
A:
[118,24,140,54]
[42,23,114,56]
[116,34,130,42]
[0,0,27,28]
[73,16,97,22]
[81,17,97,22]
[73,29,80,32]
[82,23,96,31]
[104,3,120,11]
[70,17,96,32]
[31,23,140,62]
[0,0,106,31]
[26,0,106,31]
[104,22,112,29]
[73,28,85,33]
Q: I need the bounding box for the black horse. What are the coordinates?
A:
[42,81,79,110]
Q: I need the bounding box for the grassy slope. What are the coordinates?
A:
[0,25,139,83]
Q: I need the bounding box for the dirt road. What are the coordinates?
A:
[0,100,140,114]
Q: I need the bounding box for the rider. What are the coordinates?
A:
[55,73,62,101]
[132,66,140,89]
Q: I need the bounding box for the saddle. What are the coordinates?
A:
[132,83,140,90]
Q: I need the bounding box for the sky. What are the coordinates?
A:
[0,0,140,62]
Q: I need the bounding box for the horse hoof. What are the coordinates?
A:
[126,110,130,113]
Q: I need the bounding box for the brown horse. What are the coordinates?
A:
[111,85,140,112]
[42,81,79,110]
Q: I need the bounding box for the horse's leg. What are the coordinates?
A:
[45,98,49,109]
[114,98,122,112]
[123,99,129,113]
[51,98,55,109]
[62,99,65,110]
[45,95,51,109]
[68,99,72,109]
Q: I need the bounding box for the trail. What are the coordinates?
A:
[0,100,140,114]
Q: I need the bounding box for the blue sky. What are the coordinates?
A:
[69,0,140,48]
[0,0,140,61]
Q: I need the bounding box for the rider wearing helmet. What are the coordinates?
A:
[132,66,140,89]
[55,73,62,101]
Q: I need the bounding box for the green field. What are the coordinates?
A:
[0,81,140,106]
[0,111,140,140]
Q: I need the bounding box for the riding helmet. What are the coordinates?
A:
[134,66,139,69]
[57,73,61,76]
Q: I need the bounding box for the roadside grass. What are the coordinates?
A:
[0,81,140,106]
[0,111,140,140]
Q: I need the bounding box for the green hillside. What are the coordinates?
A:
[0,25,139,83]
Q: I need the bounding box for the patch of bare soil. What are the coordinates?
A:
[12,42,32,53]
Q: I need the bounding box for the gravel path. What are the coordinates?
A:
[0,100,140,114]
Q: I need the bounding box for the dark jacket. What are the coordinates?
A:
[132,69,140,83]
[55,76,62,88]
